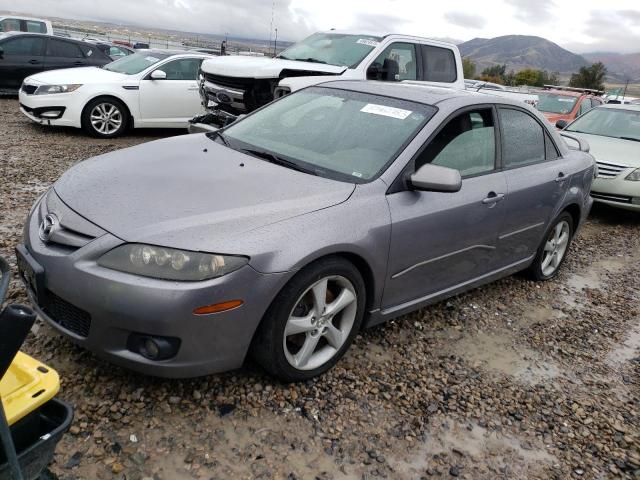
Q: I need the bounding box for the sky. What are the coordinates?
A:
[1,0,639,53]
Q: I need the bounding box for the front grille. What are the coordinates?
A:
[21,84,37,95]
[41,290,91,338]
[203,73,255,90]
[591,192,633,204]
[596,161,630,179]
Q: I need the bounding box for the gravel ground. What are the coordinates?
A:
[1,97,639,480]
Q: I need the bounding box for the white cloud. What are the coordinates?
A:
[1,0,639,52]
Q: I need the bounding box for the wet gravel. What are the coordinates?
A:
[1,98,639,479]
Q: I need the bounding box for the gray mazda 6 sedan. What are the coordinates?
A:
[17,81,595,381]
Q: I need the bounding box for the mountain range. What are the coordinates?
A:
[458,35,587,75]
[457,35,639,82]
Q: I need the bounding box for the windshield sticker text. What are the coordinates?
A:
[361,104,412,120]
[357,39,380,47]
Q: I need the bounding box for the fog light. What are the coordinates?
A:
[40,111,60,118]
[126,333,180,361]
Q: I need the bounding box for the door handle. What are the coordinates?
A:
[28,59,39,65]
[482,192,505,205]
[188,86,199,91]
[555,172,567,183]
[73,61,86,66]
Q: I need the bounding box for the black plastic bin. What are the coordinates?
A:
[0,398,73,480]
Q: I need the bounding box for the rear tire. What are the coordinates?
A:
[527,212,574,281]
[81,97,129,138]
[251,257,366,382]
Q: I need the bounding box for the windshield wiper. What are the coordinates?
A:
[211,130,230,147]
[240,148,316,175]
[619,136,640,142]
[296,57,327,64]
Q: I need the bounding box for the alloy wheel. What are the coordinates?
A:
[90,103,123,135]
[541,220,570,277]
[283,275,358,371]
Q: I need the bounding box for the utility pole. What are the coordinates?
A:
[274,28,278,57]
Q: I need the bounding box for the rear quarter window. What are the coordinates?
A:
[420,45,457,83]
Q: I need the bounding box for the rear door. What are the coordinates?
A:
[497,107,569,265]
[44,38,88,70]
[138,57,205,125]
[0,36,45,89]
[383,106,507,309]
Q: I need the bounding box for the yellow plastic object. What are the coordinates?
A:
[0,352,60,426]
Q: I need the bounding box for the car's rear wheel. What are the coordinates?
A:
[82,97,128,138]
[528,212,574,280]
[251,257,365,382]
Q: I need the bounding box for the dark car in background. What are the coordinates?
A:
[84,40,135,60]
[0,33,113,93]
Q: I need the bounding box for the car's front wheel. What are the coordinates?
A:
[252,257,366,382]
[528,212,574,280]
[82,97,129,138]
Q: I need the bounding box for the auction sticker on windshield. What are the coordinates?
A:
[145,56,160,62]
[361,104,412,119]
[357,39,380,47]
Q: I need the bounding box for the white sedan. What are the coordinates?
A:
[18,50,211,138]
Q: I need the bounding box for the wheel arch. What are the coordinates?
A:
[562,202,582,232]
[82,94,134,129]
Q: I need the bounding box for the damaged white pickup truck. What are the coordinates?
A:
[189,30,464,132]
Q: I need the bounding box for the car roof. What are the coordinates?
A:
[319,30,457,47]
[0,15,50,22]
[598,103,640,112]
[316,80,525,107]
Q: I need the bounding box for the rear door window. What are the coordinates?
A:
[25,20,47,33]
[499,108,546,167]
[420,45,457,83]
[46,39,83,58]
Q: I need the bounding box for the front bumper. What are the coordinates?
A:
[18,200,289,378]
[592,176,640,212]
[18,89,82,128]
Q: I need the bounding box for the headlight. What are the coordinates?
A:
[97,244,248,281]
[625,168,640,181]
[35,84,82,95]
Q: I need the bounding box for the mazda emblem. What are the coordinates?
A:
[38,214,59,242]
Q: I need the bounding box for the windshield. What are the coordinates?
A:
[220,87,435,182]
[537,93,578,114]
[277,33,382,68]
[566,107,640,141]
[102,52,170,74]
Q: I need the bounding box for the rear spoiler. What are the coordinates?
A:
[559,132,590,153]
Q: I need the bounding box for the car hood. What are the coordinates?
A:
[567,132,640,168]
[24,66,128,85]
[200,55,346,79]
[53,134,355,252]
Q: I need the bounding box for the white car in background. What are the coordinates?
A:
[18,50,211,137]
[561,104,640,212]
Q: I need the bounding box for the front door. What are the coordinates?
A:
[0,36,45,89]
[138,57,204,126]
[383,107,507,310]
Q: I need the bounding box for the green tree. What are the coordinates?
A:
[569,62,607,90]
[462,57,476,79]
[514,69,540,86]
[481,64,507,79]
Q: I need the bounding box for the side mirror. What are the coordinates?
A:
[555,119,568,130]
[366,63,381,80]
[410,164,462,193]
[150,69,167,80]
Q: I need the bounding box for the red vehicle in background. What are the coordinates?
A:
[536,85,604,128]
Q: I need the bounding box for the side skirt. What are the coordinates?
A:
[364,255,535,328]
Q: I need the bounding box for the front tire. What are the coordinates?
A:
[81,97,129,138]
[251,257,366,382]
[528,212,574,281]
